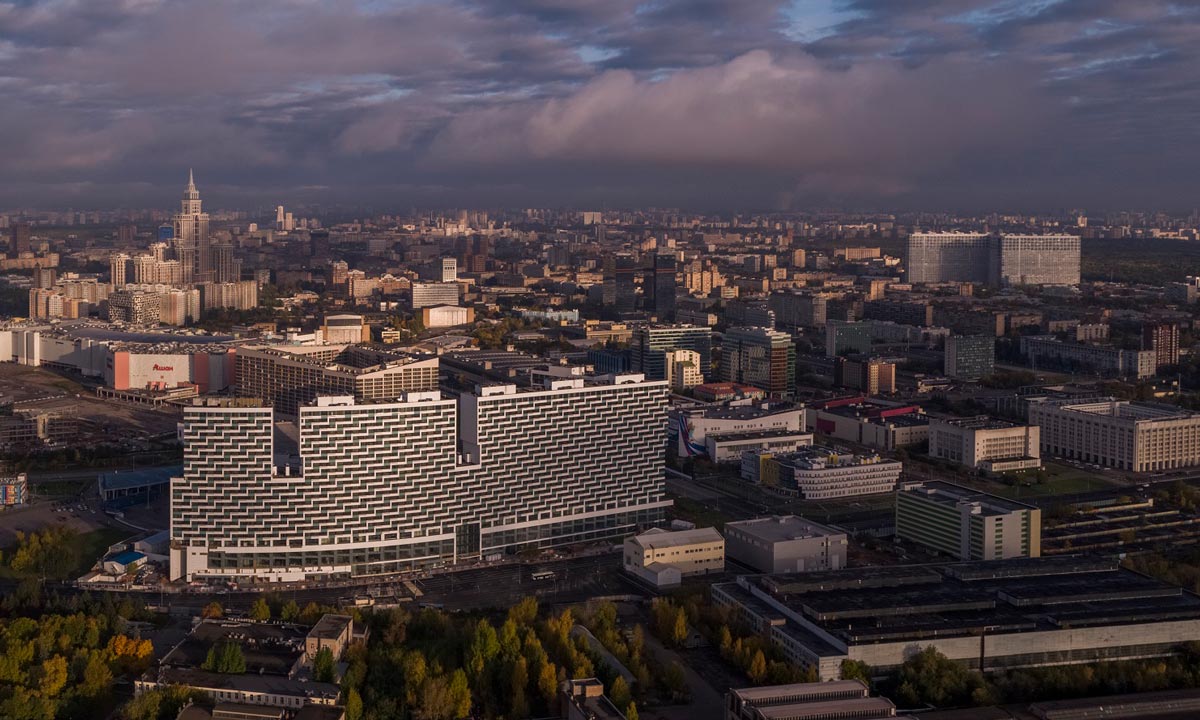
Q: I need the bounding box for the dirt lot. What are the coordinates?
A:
[0,495,112,546]
[0,363,179,438]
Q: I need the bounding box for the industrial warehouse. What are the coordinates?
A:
[713,557,1200,682]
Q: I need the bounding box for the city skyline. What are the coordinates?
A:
[1,1,1198,211]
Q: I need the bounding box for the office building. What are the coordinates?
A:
[805,398,929,451]
[944,335,995,380]
[726,681,902,720]
[9,222,31,258]
[714,557,1199,681]
[649,253,677,321]
[1020,336,1155,378]
[420,257,457,283]
[862,300,933,327]
[720,326,795,396]
[1143,322,1179,370]
[623,526,725,588]
[896,480,1041,560]
[410,281,460,309]
[1029,399,1200,472]
[824,321,873,357]
[671,403,804,458]
[833,356,895,395]
[631,324,712,381]
[928,416,1040,472]
[173,170,211,283]
[770,292,828,329]
[235,344,439,415]
[906,232,993,284]
[665,349,704,391]
[170,372,669,581]
[724,516,847,574]
[765,447,902,499]
[108,289,161,325]
[604,254,639,315]
[996,234,1080,286]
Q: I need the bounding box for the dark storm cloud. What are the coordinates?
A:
[0,0,1197,210]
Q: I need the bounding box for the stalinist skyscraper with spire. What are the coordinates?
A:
[173,170,211,284]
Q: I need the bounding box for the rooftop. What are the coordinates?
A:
[308,614,352,641]
[154,667,340,702]
[933,414,1020,431]
[726,516,843,543]
[629,526,724,550]
[901,480,1038,515]
[99,465,182,493]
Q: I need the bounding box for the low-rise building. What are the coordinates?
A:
[421,304,475,328]
[896,480,1041,560]
[671,402,804,459]
[724,516,847,573]
[766,447,902,499]
[805,397,929,451]
[928,416,1041,472]
[623,527,725,588]
[726,681,903,720]
[707,430,813,464]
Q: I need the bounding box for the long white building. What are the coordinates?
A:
[1029,399,1200,472]
[170,372,669,581]
[906,232,1079,286]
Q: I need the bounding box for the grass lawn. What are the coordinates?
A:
[31,479,89,497]
[992,462,1123,500]
[71,526,136,577]
[669,495,730,530]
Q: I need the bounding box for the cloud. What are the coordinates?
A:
[0,0,1196,209]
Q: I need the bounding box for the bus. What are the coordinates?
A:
[531,570,556,581]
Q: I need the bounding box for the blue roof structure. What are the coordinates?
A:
[99,465,182,493]
[108,551,145,566]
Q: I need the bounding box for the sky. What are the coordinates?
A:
[0,0,1197,212]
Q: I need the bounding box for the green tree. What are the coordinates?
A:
[312,646,336,683]
[538,660,560,710]
[448,668,472,719]
[510,657,530,717]
[203,642,246,674]
[345,687,363,720]
[508,596,539,626]
[81,653,114,697]
[121,690,161,720]
[249,597,271,622]
[280,599,300,622]
[609,676,632,711]
[841,659,872,685]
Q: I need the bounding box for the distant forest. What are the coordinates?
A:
[1082,238,1200,285]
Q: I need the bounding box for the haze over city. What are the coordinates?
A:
[2,0,1198,210]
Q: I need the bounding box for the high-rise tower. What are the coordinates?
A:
[173,169,211,284]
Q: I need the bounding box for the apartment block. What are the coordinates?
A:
[171,372,669,581]
[1020,336,1155,379]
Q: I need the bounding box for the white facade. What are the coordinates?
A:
[171,373,670,581]
[1029,399,1200,472]
[928,416,1040,472]
[623,527,725,588]
[411,282,460,309]
[422,304,474,328]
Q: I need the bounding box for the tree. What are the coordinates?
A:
[841,659,872,685]
[200,602,224,619]
[538,660,560,710]
[280,599,300,622]
[203,642,246,674]
[671,607,689,647]
[345,687,363,720]
[508,596,539,627]
[609,676,632,712]
[626,702,640,720]
[250,597,271,622]
[312,646,336,683]
[748,650,768,684]
[121,690,161,720]
[448,668,472,719]
[510,657,530,717]
[81,653,113,697]
[38,655,68,697]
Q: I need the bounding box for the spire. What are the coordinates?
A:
[187,168,196,192]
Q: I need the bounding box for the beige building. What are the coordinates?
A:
[928,416,1041,472]
[1029,399,1200,472]
[421,304,474,328]
[665,348,704,390]
[623,527,725,588]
